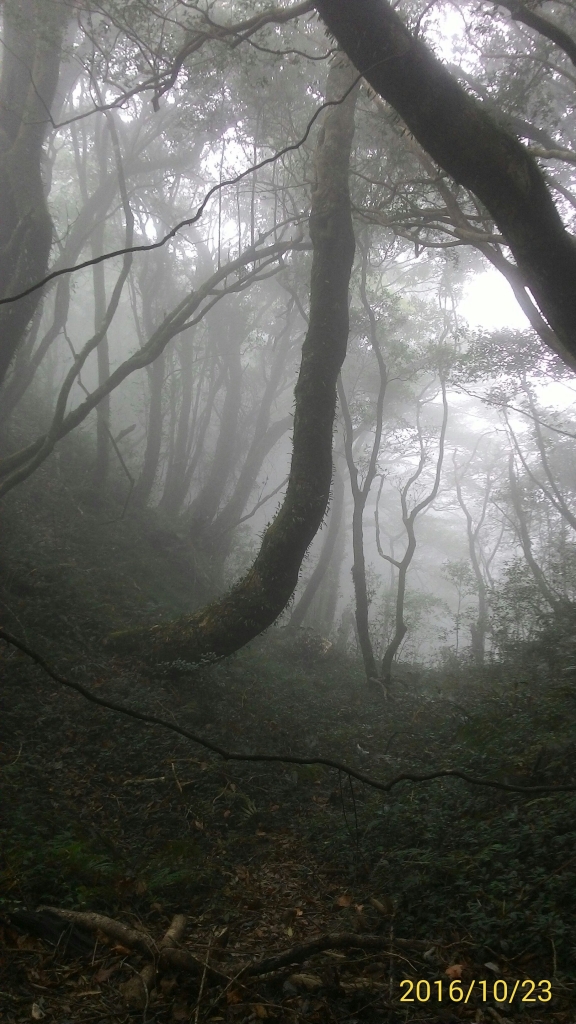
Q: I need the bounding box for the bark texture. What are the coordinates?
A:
[289,463,345,628]
[0,0,68,385]
[110,58,358,664]
[314,0,576,368]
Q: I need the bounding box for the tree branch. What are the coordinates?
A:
[0,74,362,306]
[314,0,576,366]
[2,628,575,796]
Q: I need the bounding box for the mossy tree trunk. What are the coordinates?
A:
[111,57,359,665]
[314,0,576,370]
[289,463,345,629]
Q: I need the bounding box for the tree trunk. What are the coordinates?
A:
[314,0,576,369]
[159,333,196,516]
[290,464,345,628]
[133,351,166,507]
[0,0,68,385]
[186,302,244,535]
[317,489,346,634]
[204,318,295,561]
[507,455,570,614]
[92,219,111,489]
[453,470,489,666]
[110,57,359,665]
[380,378,449,687]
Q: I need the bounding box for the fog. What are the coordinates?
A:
[3,0,576,1011]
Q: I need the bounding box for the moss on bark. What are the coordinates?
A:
[110,58,359,666]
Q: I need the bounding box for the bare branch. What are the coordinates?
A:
[2,628,575,796]
[0,74,362,306]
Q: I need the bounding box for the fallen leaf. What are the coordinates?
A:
[214,926,229,948]
[160,978,178,996]
[370,895,394,916]
[445,964,464,980]
[484,961,499,974]
[120,977,149,1009]
[287,972,323,992]
[194,819,204,831]
[172,1005,189,1021]
[336,894,352,908]
[94,966,118,983]
[226,989,243,1005]
[254,1005,268,1019]
[31,1005,45,1021]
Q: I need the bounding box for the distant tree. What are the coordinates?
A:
[0,0,69,385]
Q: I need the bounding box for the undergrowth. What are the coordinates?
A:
[1,424,576,1006]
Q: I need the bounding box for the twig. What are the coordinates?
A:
[2,629,576,797]
[242,932,437,976]
[193,934,213,1023]
[35,907,227,984]
[0,74,363,306]
[197,964,248,1021]
[0,742,23,771]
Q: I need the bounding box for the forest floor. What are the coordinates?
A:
[1,456,576,1022]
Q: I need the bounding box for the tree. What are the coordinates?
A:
[3,0,576,679]
[378,370,449,687]
[314,0,576,369]
[110,57,360,664]
[0,0,69,385]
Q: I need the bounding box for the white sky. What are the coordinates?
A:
[458,268,531,331]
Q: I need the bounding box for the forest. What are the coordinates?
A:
[1,0,576,1021]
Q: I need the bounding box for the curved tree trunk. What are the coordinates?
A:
[314,0,576,370]
[338,256,389,684]
[380,378,449,687]
[110,57,359,665]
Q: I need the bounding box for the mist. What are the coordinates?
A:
[1,1,576,1018]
